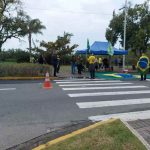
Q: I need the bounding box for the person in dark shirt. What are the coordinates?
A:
[38,54,44,64]
[71,55,76,74]
[57,55,60,73]
[51,54,58,77]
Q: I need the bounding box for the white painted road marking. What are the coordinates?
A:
[77,98,150,108]
[56,80,122,84]
[63,85,147,91]
[88,110,150,121]
[59,82,133,87]
[54,79,104,82]
[0,88,16,91]
[68,90,150,97]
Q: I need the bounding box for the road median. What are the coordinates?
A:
[33,118,147,150]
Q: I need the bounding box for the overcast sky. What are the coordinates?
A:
[3,0,145,50]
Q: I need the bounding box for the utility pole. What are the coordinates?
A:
[123,0,127,70]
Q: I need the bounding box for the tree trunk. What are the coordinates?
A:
[0,44,2,52]
[28,33,32,62]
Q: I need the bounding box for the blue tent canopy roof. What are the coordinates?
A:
[76,41,128,55]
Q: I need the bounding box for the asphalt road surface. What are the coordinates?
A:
[1,79,150,149]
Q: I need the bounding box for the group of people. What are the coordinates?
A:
[51,52,150,80]
[71,55,85,75]
[71,54,105,79]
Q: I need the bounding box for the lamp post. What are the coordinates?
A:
[123,0,127,70]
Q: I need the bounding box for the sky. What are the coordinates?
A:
[3,0,145,51]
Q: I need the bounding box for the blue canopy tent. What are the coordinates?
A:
[76,41,128,55]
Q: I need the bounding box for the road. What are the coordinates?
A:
[0,79,150,149]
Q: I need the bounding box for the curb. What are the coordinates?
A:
[32,118,117,150]
[121,119,150,150]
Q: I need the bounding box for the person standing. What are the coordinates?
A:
[51,53,58,77]
[57,55,60,73]
[137,53,149,81]
[71,55,76,74]
[98,56,102,70]
[88,54,96,79]
[76,56,83,75]
[94,57,98,71]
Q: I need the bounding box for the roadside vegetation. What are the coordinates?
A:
[43,119,146,150]
[0,62,51,77]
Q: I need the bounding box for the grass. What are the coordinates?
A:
[43,119,146,150]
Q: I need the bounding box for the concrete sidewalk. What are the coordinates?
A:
[128,119,150,149]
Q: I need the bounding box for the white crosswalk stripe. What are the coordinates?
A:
[63,85,147,91]
[54,79,104,82]
[68,90,150,97]
[59,82,133,87]
[55,79,150,121]
[77,98,150,108]
[56,80,122,84]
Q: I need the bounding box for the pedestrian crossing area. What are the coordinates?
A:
[54,79,150,122]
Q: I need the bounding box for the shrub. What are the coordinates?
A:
[0,63,52,77]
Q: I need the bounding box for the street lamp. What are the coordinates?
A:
[123,0,127,70]
[119,0,127,70]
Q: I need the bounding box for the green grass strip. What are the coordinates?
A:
[44,119,146,150]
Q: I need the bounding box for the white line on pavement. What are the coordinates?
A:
[68,90,150,97]
[59,82,133,87]
[63,85,147,91]
[0,88,16,91]
[56,80,122,84]
[54,79,104,82]
[77,98,150,108]
[88,110,150,122]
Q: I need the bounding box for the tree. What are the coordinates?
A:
[40,32,78,56]
[0,0,27,51]
[105,0,150,56]
[23,17,46,59]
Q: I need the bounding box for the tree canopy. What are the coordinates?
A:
[0,0,27,51]
[0,0,46,53]
[106,0,150,56]
[40,32,78,56]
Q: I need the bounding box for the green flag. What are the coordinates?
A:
[87,39,90,54]
[107,42,114,56]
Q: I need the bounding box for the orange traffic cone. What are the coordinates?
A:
[43,72,52,89]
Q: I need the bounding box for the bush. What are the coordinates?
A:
[15,50,30,63]
[0,49,30,63]
[0,63,52,77]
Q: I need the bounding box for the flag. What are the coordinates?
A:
[107,42,114,56]
[87,38,90,54]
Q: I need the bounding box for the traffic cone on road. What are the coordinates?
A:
[43,72,52,89]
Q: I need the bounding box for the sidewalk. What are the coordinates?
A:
[128,119,150,149]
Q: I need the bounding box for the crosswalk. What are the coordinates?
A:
[55,79,150,122]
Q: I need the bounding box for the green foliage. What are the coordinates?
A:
[40,32,78,58]
[0,0,46,53]
[0,0,28,51]
[0,63,51,77]
[15,50,30,63]
[0,49,30,63]
[22,17,46,56]
[106,0,150,56]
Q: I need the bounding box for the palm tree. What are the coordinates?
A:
[26,18,46,60]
